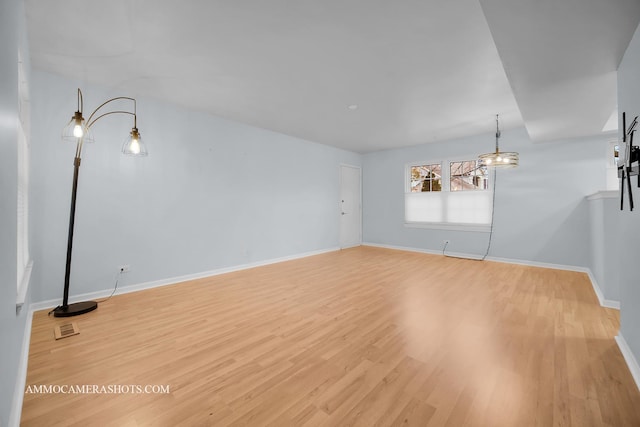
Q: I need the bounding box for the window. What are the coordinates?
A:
[450,160,488,191]
[405,159,492,231]
[17,51,32,307]
[410,164,442,192]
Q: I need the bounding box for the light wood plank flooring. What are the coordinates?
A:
[21,246,640,426]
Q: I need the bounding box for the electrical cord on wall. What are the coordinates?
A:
[95,272,121,303]
[443,168,497,261]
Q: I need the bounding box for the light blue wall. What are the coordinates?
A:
[0,0,32,424]
[588,194,620,302]
[29,70,361,303]
[616,21,640,364]
[363,127,610,267]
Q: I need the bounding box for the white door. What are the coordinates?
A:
[340,165,362,248]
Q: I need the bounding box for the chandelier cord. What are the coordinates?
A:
[495,114,501,152]
[480,168,497,260]
[442,168,497,261]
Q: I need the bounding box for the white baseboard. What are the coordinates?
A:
[9,307,34,427]
[586,270,621,309]
[616,334,640,391]
[30,247,340,312]
[364,241,587,271]
[602,299,621,310]
[363,242,621,310]
[363,242,442,256]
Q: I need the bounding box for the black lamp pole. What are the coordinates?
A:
[53,153,97,316]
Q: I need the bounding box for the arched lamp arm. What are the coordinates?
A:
[86,96,136,126]
[87,110,136,130]
[76,88,83,114]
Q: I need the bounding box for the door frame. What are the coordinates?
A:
[339,164,362,248]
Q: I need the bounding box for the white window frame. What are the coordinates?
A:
[409,163,443,193]
[404,157,492,232]
[17,51,32,308]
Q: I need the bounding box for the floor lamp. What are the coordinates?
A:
[52,88,148,317]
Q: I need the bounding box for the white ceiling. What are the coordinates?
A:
[24,0,640,153]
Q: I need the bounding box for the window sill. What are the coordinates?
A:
[16,260,33,309]
[586,190,618,201]
[404,222,491,233]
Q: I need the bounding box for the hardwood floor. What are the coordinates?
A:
[21,246,640,426]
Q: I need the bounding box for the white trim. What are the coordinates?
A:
[615,334,640,392]
[404,222,491,233]
[363,242,621,309]
[363,242,487,260]
[340,244,362,250]
[364,242,586,271]
[16,259,33,308]
[586,270,621,309]
[587,190,618,201]
[481,255,590,272]
[406,161,444,192]
[16,53,31,310]
[9,307,34,427]
[364,242,442,256]
[30,247,340,311]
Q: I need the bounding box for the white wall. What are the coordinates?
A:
[616,21,640,365]
[29,70,361,303]
[0,0,32,424]
[363,127,611,267]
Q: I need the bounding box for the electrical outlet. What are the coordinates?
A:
[118,264,131,273]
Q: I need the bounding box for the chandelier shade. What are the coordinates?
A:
[478,115,519,168]
[478,151,519,167]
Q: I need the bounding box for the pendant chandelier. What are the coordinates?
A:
[478,114,518,168]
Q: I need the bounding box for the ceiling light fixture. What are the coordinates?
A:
[53,88,148,317]
[478,114,518,168]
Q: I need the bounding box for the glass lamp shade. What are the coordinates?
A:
[121,128,148,156]
[61,111,95,143]
[478,151,519,168]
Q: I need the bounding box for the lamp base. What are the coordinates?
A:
[53,301,98,317]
